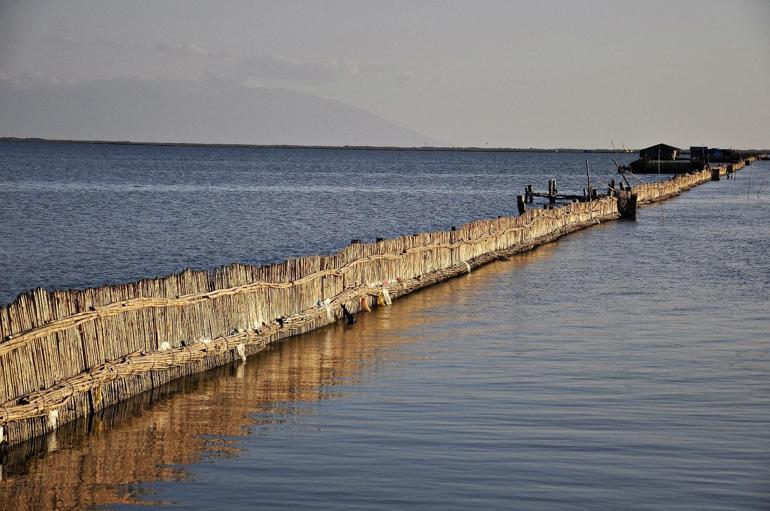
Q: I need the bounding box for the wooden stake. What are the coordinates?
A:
[516,195,526,216]
[585,160,591,202]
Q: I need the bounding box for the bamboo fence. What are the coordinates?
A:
[0,168,721,446]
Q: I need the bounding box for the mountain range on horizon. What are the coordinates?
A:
[0,77,440,147]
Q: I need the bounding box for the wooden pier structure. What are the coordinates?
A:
[0,162,753,450]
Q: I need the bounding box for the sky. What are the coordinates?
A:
[0,0,768,148]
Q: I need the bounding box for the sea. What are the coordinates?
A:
[0,141,768,510]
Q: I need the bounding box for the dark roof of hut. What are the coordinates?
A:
[640,143,681,153]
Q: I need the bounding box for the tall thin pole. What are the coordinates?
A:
[747,165,752,200]
[585,160,591,201]
[657,145,664,222]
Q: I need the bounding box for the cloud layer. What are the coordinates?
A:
[155,42,220,58]
[242,55,359,84]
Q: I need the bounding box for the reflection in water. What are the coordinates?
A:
[3,166,769,510]
[0,251,540,511]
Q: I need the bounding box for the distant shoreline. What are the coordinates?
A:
[0,137,634,154]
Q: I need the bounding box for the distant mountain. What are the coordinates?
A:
[0,78,438,147]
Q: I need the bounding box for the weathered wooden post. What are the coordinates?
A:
[526,184,534,203]
[548,179,556,204]
[608,178,616,197]
[710,167,720,181]
[585,160,592,201]
[516,195,526,215]
[617,190,638,220]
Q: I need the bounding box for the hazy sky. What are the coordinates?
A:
[1,0,768,148]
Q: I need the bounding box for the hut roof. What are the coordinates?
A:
[641,143,681,153]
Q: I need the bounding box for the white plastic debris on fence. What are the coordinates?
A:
[318,298,333,321]
[47,409,59,429]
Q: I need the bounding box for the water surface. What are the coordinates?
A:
[0,144,768,510]
[0,142,631,304]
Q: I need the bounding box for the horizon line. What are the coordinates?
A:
[3,137,767,154]
[0,136,636,153]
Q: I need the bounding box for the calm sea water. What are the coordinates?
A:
[0,141,632,305]
[0,142,768,510]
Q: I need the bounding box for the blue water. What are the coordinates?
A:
[0,141,630,305]
[0,142,768,511]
